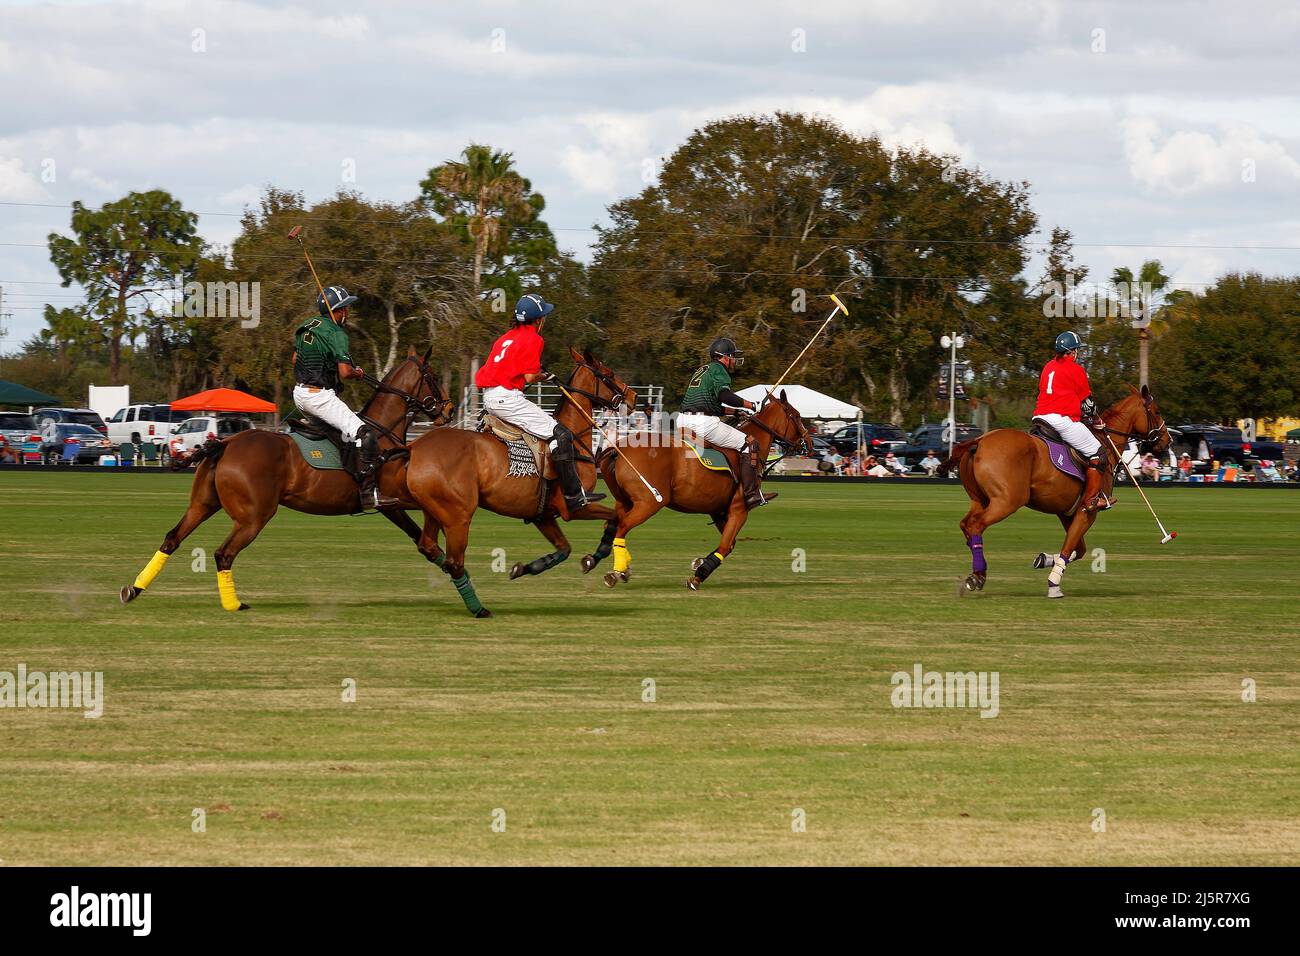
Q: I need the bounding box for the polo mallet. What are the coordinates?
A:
[763,294,848,403]
[1102,430,1177,544]
[552,379,663,503]
[287,225,338,324]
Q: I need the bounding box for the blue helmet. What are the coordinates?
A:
[1054,330,1083,354]
[514,293,555,325]
[318,285,358,318]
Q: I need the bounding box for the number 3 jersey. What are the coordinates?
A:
[475,325,544,391]
[294,316,356,390]
[1033,353,1091,421]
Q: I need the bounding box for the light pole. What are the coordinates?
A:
[940,333,965,460]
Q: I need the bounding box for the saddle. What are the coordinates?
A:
[681,431,738,476]
[481,413,556,481]
[1028,420,1088,482]
[284,411,358,475]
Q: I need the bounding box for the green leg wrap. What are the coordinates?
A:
[591,526,616,562]
[695,551,724,582]
[525,550,569,575]
[451,573,483,615]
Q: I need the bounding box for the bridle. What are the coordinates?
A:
[556,358,635,414]
[742,399,811,456]
[359,356,455,444]
[1096,395,1166,450]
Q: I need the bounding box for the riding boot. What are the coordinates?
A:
[551,424,605,511]
[1082,454,1115,513]
[737,442,768,509]
[357,427,400,510]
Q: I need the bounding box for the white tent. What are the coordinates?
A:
[734,384,860,420]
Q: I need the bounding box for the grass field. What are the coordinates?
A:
[1,471,1297,866]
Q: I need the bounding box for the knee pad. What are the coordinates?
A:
[551,424,575,461]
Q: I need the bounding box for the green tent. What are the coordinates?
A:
[1286,427,1300,442]
[0,379,61,406]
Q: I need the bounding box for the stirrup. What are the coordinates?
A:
[566,490,606,510]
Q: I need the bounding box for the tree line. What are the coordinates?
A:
[8,113,1298,427]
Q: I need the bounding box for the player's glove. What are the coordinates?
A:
[1080,396,1098,421]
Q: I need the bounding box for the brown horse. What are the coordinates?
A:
[398,347,637,617]
[121,347,454,611]
[944,384,1169,598]
[593,390,812,590]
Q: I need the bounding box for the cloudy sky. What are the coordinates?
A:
[2,0,1298,345]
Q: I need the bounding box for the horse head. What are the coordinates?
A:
[378,345,455,426]
[568,346,638,413]
[1105,384,1170,456]
[754,389,812,454]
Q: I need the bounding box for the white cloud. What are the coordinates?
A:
[1123,117,1300,195]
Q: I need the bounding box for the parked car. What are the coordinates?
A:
[168,416,254,458]
[895,422,984,468]
[1169,424,1284,466]
[0,411,38,447]
[38,423,114,464]
[106,403,190,447]
[32,407,107,436]
[828,422,908,456]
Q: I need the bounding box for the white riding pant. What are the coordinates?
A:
[1033,413,1100,457]
[293,385,365,444]
[678,413,748,451]
[483,386,558,441]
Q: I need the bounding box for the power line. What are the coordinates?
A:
[5,199,1300,252]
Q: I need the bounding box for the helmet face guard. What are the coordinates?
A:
[709,337,743,366]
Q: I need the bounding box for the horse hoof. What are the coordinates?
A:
[509,562,527,580]
[238,603,250,611]
[690,557,704,572]
[581,554,597,573]
[619,570,630,584]
[474,607,494,618]
[963,573,985,592]
[603,572,620,589]
[119,585,141,604]
[687,576,702,591]
[1046,586,1064,599]
[1032,552,1051,569]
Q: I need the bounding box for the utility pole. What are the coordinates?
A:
[0,285,8,376]
[940,332,965,460]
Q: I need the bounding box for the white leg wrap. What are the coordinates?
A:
[1047,554,1068,587]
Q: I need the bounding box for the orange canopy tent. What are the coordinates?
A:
[170,388,277,414]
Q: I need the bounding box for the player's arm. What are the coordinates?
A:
[1076,365,1097,419]
[719,387,756,412]
[333,334,365,380]
[520,336,549,384]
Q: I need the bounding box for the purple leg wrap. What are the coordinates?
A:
[969,534,987,573]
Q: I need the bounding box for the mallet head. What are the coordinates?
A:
[287,225,303,240]
[1161,531,1177,544]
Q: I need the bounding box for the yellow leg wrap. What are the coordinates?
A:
[133,550,170,591]
[612,537,630,573]
[216,569,242,612]
[713,551,725,562]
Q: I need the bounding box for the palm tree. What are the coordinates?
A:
[1111,260,1170,387]
[420,144,538,294]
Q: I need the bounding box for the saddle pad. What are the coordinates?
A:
[289,431,345,470]
[1033,435,1085,482]
[683,437,732,472]
[482,413,553,479]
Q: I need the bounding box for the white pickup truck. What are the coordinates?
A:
[105,404,190,448]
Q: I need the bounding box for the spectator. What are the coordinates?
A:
[823,448,844,474]
[1178,453,1193,480]
[865,455,890,478]
[883,451,907,475]
[1139,453,1160,481]
[919,449,943,476]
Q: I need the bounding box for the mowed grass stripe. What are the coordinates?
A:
[0,472,1296,864]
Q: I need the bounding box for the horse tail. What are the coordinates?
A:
[596,446,632,508]
[940,437,981,474]
[174,438,227,472]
